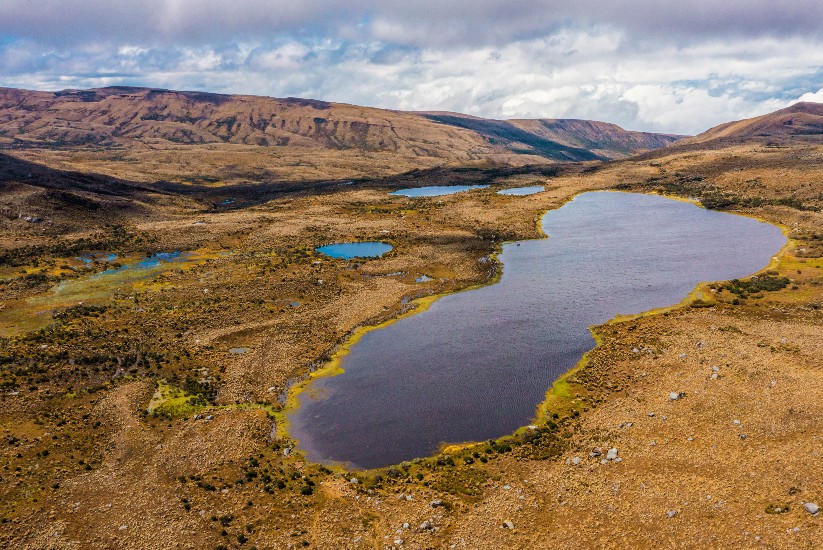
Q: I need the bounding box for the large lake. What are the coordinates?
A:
[288,192,786,469]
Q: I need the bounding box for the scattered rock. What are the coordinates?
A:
[766,504,790,514]
[667,510,678,518]
[739,434,748,440]
[804,502,820,515]
[349,477,359,484]
[419,520,432,531]
[502,520,514,530]
[669,392,682,401]
[430,499,443,508]
[571,456,581,465]
[590,447,603,457]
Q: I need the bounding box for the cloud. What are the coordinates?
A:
[2,1,823,48]
[0,2,821,134]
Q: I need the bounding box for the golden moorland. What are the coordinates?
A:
[0,88,821,549]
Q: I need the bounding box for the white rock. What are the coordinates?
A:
[502,520,514,530]
[606,448,619,460]
[571,456,581,465]
[669,392,681,401]
[667,510,678,518]
[804,502,820,515]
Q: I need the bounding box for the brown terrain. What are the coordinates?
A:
[0,92,822,549]
[0,86,679,184]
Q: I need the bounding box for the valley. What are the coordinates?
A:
[0,90,822,549]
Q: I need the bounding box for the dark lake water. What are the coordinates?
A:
[389,185,489,197]
[288,192,786,469]
[316,242,393,259]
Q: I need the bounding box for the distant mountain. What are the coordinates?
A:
[0,87,680,166]
[420,112,682,160]
[677,102,823,146]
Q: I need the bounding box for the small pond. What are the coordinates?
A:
[498,185,545,196]
[0,251,204,336]
[78,253,118,264]
[316,242,393,259]
[389,185,489,197]
[288,192,787,469]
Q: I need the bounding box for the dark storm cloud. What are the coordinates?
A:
[1,1,823,48]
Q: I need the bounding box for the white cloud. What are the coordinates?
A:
[798,88,823,103]
[0,21,821,135]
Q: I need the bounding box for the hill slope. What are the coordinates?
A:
[677,102,823,146]
[0,87,681,183]
[421,112,682,160]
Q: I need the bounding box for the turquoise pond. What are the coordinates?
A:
[315,242,393,259]
[389,185,489,197]
[498,185,545,196]
[78,253,118,264]
[289,191,787,469]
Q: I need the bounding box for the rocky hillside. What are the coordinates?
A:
[0,87,680,164]
[421,112,682,160]
[677,101,823,146]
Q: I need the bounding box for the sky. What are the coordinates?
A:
[1,1,822,135]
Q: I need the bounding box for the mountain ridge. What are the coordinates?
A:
[676,101,823,146]
[0,86,681,165]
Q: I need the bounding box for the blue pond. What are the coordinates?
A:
[498,185,545,196]
[78,253,118,264]
[316,242,393,259]
[389,185,489,197]
[289,192,787,469]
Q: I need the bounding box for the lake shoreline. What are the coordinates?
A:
[280,190,789,471]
